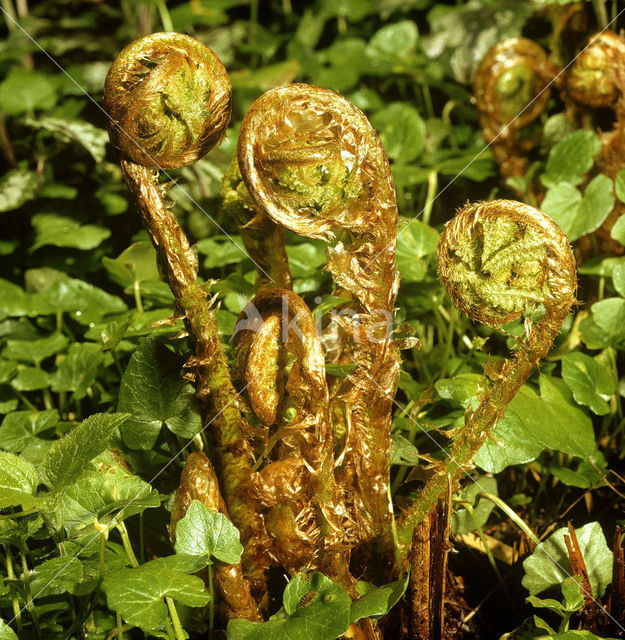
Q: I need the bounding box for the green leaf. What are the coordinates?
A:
[61,450,160,537]
[196,235,248,269]
[541,130,602,188]
[174,500,243,565]
[31,213,111,251]
[614,168,625,204]
[102,241,160,289]
[371,103,426,163]
[41,413,129,492]
[612,262,625,297]
[0,451,39,509]
[228,572,351,640]
[27,556,85,598]
[0,67,58,115]
[0,409,59,453]
[102,566,209,631]
[0,620,18,640]
[0,278,51,320]
[367,20,418,65]
[29,271,127,324]
[522,522,612,598]
[350,575,408,622]
[117,338,202,449]
[575,174,615,237]
[286,242,327,278]
[11,366,51,391]
[25,117,108,162]
[451,476,498,535]
[396,218,439,282]
[590,298,625,343]
[541,177,614,243]
[0,169,37,213]
[390,433,421,466]
[51,343,105,400]
[3,332,68,365]
[561,352,615,415]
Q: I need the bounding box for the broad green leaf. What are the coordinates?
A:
[102,241,160,289]
[615,168,625,204]
[367,20,418,64]
[541,130,602,188]
[541,183,583,240]
[390,433,421,466]
[590,298,625,343]
[51,342,105,399]
[451,476,498,535]
[174,500,243,565]
[102,566,209,630]
[561,352,615,415]
[371,102,426,163]
[0,451,38,509]
[30,272,127,324]
[614,213,625,245]
[0,620,18,640]
[28,556,84,598]
[0,67,57,115]
[574,174,615,239]
[41,413,129,492]
[286,242,327,278]
[117,338,202,449]
[25,117,108,162]
[228,572,351,640]
[11,366,50,391]
[196,236,248,269]
[522,522,612,598]
[3,332,68,365]
[396,218,439,282]
[0,169,37,213]
[613,262,625,298]
[61,450,160,537]
[435,373,481,407]
[0,360,17,384]
[474,402,544,473]
[350,575,408,622]
[0,278,53,320]
[0,409,59,457]
[31,213,111,251]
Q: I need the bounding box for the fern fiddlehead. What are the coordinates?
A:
[232,288,352,584]
[399,200,576,542]
[104,33,271,593]
[474,38,557,179]
[237,84,401,549]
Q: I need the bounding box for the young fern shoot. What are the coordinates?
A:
[237,85,401,553]
[104,33,271,593]
[399,200,576,544]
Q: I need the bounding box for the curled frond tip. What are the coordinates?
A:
[104,32,232,169]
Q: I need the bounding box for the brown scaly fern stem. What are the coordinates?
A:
[398,200,577,549]
[103,32,272,603]
[237,85,401,563]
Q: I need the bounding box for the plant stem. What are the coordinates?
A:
[422,170,438,227]
[166,597,185,640]
[156,0,173,31]
[116,522,139,568]
[133,280,144,313]
[592,0,608,28]
[208,561,214,638]
[4,545,23,633]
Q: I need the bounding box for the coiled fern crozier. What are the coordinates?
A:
[105,32,577,637]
